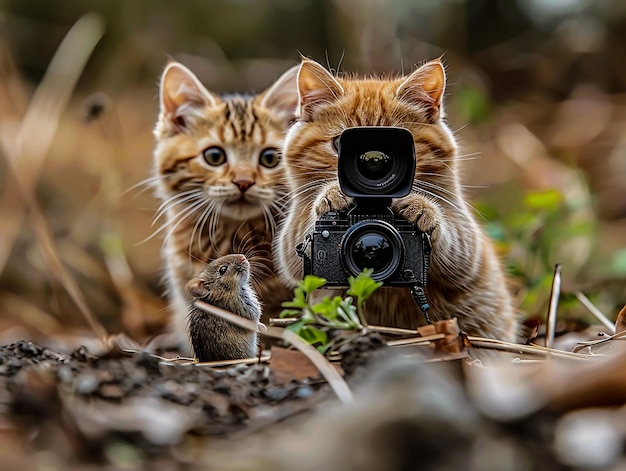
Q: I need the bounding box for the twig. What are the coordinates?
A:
[195,355,271,367]
[386,333,445,347]
[270,318,422,337]
[545,264,562,350]
[368,325,419,335]
[194,301,353,403]
[275,327,353,403]
[194,301,267,333]
[269,318,297,327]
[575,291,616,334]
[467,336,593,361]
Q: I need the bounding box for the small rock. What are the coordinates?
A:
[75,373,99,395]
[99,384,125,399]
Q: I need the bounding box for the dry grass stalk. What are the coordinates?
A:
[270,317,421,337]
[0,14,109,346]
[467,336,594,360]
[367,325,419,335]
[575,291,616,333]
[545,264,562,350]
[194,301,353,403]
[0,13,104,273]
[6,163,109,345]
[195,355,271,368]
[386,333,446,347]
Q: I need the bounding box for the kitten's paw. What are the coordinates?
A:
[392,194,440,234]
[314,184,353,216]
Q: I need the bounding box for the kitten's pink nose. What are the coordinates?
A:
[233,177,255,193]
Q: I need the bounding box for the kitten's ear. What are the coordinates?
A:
[397,59,446,116]
[297,59,344,119]
[159,62,218,129]
[258,65,299,123]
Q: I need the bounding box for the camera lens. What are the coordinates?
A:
[337,127,416,198]
[357,151,392,181]
[341,220,404,282]
[350,233,392,272]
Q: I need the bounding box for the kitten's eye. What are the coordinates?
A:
[218,265,228,276]
[259,148,280,168]
[332,136,341,153]
[203,146,227,166]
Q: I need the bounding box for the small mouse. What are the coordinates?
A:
[184,254,262,361]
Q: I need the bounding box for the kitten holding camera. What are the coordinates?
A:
[297,127,432,319]
[276,58,519,341]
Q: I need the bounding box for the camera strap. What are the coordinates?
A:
[295,235,312,276]
[408,232,432,324]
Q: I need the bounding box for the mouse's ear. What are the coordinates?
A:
[185,278,209,298]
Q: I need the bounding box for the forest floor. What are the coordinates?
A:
[2,313,626,470]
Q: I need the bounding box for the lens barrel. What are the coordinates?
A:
[338,127,415,198]
[341,220,404,282]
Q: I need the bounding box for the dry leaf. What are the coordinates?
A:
[615,303,626,333]
[269,346,322,384]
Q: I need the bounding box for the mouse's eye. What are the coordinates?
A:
[218,265,228,276]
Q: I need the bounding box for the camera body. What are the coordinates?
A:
[299,126,430,289]
[304,209,428,287]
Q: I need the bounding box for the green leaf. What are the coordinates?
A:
[317,343,333,354]
[312,296,341,320]
[524,189,562,212]
[298,326,328,346]
[347,269,382,302]
[286,319,304,334]
[279,308,301,318]
[299,275,327,294]
[281,286,308,310]
[281,299,307,310]
[337,298,360,327]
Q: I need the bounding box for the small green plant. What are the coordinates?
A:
[280,269,382,352]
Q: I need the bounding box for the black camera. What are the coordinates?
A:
[298,127,431,304]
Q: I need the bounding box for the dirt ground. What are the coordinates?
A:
[3,320,626,470]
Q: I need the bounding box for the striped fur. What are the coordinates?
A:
[153,62,298,351]
[275,58,519,341]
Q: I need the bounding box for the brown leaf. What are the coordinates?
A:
[269,346,322,385]
[419,318,465,354]
[614,303,626,333]
[522,319,541,344]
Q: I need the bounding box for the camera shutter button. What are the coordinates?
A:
[322,230,330,239]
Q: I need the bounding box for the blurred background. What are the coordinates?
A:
[0,0,624,348]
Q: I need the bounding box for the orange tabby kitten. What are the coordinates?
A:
[276,58,518,341]
[153,62,298,351]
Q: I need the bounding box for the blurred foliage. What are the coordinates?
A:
[479,186,594,315]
